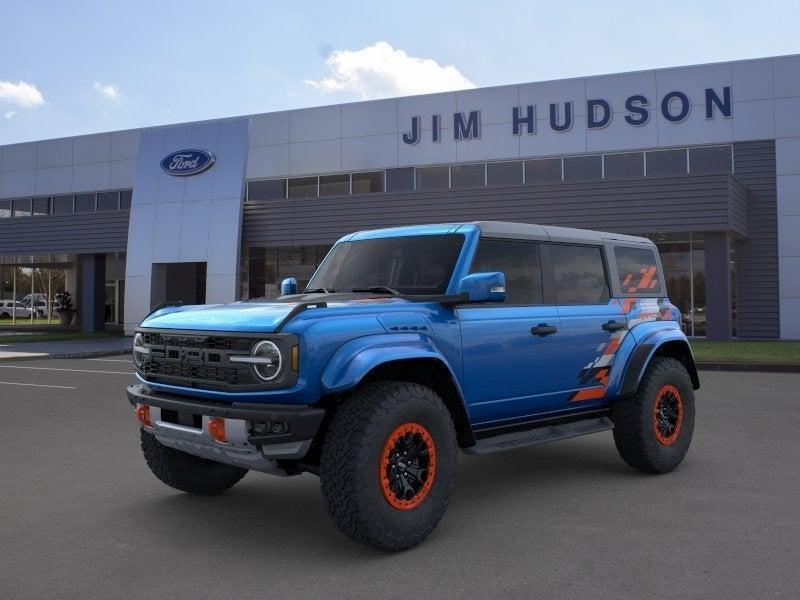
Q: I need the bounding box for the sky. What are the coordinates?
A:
[0,0,798,145]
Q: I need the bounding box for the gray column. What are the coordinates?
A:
[704,232,732,341]
[80,254,106,332]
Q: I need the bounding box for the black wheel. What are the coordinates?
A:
[611,356,695,474]
[140,430,247,495]
[319,381,458,551]
[0,312,9,320]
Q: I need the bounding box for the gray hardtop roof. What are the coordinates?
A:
[471,221,654,246]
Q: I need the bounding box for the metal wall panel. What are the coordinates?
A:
[733,140,780,338]
[242,173,746,248]
[0,210,130,255]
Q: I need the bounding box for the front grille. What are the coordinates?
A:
[138,332,259,390]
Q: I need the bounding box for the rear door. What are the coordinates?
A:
[458,239,565,425]
[546,243,626,408]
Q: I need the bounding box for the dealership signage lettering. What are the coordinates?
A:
[402,86,732,145]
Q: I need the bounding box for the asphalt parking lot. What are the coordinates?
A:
[1,358,798,600]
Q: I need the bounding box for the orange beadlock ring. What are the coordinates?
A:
[653,384,684,446]
[379,422,437,510]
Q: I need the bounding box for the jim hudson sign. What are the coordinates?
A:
[401,86,732,145]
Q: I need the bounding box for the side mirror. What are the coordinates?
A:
[456,272,506,303]
[280,277,298,296]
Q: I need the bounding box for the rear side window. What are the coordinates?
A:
[614,246,663,294]
[470,240,543,304]
[550,244,609,304]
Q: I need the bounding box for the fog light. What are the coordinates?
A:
[135,403,151,427]
[207,418,227,443]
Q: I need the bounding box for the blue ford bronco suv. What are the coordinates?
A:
[128,221,698,551]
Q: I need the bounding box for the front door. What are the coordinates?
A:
[458,239,564,426]
[548,243,627,408]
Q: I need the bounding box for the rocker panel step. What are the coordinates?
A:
[464,417,614,455]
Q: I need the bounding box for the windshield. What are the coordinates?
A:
[307,234,464,295]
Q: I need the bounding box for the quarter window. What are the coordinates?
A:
[550,244,609,304]
[614,246,663,294]
[470,240,543,304]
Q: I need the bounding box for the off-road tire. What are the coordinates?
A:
[612,356,695,474]
[319,381,458,551]
[140,429,247,495]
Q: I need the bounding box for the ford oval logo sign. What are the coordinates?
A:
[160,149,215,176]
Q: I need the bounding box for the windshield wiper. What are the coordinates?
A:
[305,288,336,294]
[351,286,402,296]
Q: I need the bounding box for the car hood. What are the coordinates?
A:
[139,295,408,333]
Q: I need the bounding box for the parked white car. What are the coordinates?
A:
[0,300,32,319]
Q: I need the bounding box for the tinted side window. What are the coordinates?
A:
[470,240,542,304]
[550,244,609,304]
[614,246,663,294]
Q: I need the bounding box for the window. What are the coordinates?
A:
[287,177,317,198]
[646,149,687,176]
[525,158,562,183]
[12,198,31,217]
[470,239,543,304]
[307,234,464,295]
[0,200,10,218]
[451,163,485,188]
[352,171,384,194]
[97,192,119,211]
[386,167,415,192]
[52,195,73,214]
[319,174,350,196]
[614,246,663,294]
[249,179,286,201]
[32,197,50,216]
[487,161,523,186]
[564,155,602,181]
[120,190,132,210]
[690,145,732,174]
[74,193,96,212]
[604,153,644,179]
[550,244,609,304]
[416,166,449,191]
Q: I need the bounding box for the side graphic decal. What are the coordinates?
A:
[569,298,674,402]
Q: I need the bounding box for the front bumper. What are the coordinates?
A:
[127,384,325,474]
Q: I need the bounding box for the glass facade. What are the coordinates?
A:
[646,232,717,337]
[241,244,333,300]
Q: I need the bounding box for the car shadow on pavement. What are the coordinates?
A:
[123,434,636,560]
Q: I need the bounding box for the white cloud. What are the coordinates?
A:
[4,110,17,119]
[0,80,45,107]
[93,81,121,100]
[304,41,475,100]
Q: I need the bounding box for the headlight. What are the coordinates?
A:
[132,332,148,367]
[231,340,282,382]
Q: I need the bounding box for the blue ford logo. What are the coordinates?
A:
[160,149,215,176]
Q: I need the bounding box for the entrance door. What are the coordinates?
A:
[458,239,564,426]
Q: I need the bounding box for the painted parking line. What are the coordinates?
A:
[0,365,132,375]
[0,380,77,389]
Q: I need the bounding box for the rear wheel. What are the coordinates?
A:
[140,430,247,495]
[611,357,695,474]
[319,381,458,551]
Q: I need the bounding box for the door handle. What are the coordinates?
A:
[531,324,558,336]
[602,320,627,332]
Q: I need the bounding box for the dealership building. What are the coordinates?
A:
[1,54,799,340]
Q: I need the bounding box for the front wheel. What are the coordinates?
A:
[140,430,247,495]
[319,381,458,551]
[611,356,695,474]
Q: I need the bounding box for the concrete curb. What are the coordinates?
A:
[697,361,800,373]
[0,347,132,362]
